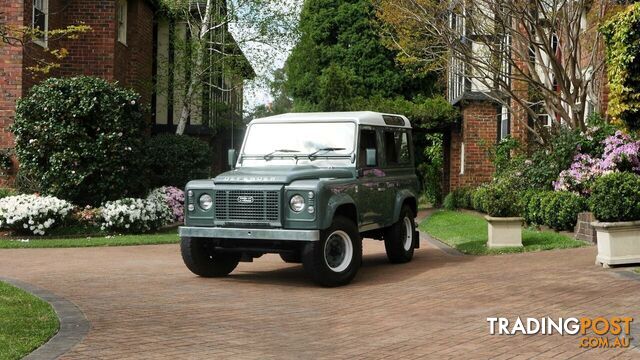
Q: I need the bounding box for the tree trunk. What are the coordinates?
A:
[175,0,213,135]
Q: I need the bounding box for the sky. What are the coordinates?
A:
[228,0,304,114]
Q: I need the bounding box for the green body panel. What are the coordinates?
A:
[184,123,419,237]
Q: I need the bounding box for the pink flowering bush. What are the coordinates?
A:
[600,131,640,172]
[147,187,185,223]
[553,131,640,194]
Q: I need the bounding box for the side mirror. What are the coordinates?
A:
[228,149,237,169]
[365,148,377,167]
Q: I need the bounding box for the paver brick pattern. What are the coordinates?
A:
[0,236,639,359]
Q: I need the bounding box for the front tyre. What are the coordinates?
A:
[384,206,416,263]
[181,237,241,277]
[302,216,362,287]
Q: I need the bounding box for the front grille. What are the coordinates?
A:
[215,190,280,224]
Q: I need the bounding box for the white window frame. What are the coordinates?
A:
[117,0,128,45]
[500,106,509,139]
[32,0,49,48]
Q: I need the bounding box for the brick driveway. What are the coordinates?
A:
[1,236,639,359]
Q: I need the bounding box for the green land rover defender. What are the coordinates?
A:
[179,112,420,286]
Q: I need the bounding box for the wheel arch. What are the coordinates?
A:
[393,190,417,223]
[322,193,358,229]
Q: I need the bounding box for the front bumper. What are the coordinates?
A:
[178,226,320,242]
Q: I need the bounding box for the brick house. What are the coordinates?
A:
[0,0,253,182]
[442,1,610,194]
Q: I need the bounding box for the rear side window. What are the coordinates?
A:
[359,129,378,167]
[384,130,410,166]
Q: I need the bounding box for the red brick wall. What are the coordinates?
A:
[114,0,154,104]
[0,0,23,150]
[448,101,497,191]
[21,0,154,99]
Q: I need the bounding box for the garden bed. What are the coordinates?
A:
[0,281,58,360]
[420,210,587,255]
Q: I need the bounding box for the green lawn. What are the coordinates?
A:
[0,281,59,360]
[420,210,587,255]
[0,229,179,249]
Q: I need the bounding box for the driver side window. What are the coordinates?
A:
[358,129,378,168]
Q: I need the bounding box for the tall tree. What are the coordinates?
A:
[160,0,298,135]
[285,0,438,111]
[378,0,623,138]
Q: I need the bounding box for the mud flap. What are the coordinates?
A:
[413,230,420,249]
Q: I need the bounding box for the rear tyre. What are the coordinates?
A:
[384,206,416,263]
[181,237,241,277]
[302,216,362,287]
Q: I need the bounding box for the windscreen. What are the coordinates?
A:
[242,122,356,156]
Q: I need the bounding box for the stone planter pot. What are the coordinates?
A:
[592,220,640,267]
[485,216,524,248]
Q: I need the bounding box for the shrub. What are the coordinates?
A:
[471,186,489,213]
[0,188,17,199]
[71,206,102,227]
[522,191,553,225]
[12,76,147,206]
[490,136,521,177]
[0,150,12,171]
[481,181,521,218]
[519,190,540,224]
[419,134,444,206]
[540,191,587,231]
[101,198,172,234]
[589,172,640,222]
[443,192,457,210]
[147,186,185,223]
[0,195,73,235]
[553,131,640,194]
[458,188,473,209]
[144,134,212,188]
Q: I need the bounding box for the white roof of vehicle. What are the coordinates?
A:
[250,111,412,128]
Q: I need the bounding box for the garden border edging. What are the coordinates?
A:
[0,277,90,360]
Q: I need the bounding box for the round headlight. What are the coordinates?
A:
[290,194,305,212]
[199,194,213,210]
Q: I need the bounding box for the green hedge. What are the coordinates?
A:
[443,187,473,210]
[13,77,147,206]
[539,192,587,231]
[144,134,212,189]
[589,172,640,222]
[519,191,586,231]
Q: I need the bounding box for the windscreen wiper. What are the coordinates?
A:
[263,149,300,160]
[307,147,346,160]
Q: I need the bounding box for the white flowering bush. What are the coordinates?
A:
[0,194,73,235]
[101,198,172,233]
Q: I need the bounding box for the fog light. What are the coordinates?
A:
[188,190,193,197]
[307,206,315,214]
[188,204,195,211]
[308,191,314,199]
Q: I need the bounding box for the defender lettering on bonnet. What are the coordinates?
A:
[179,112,420,287]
